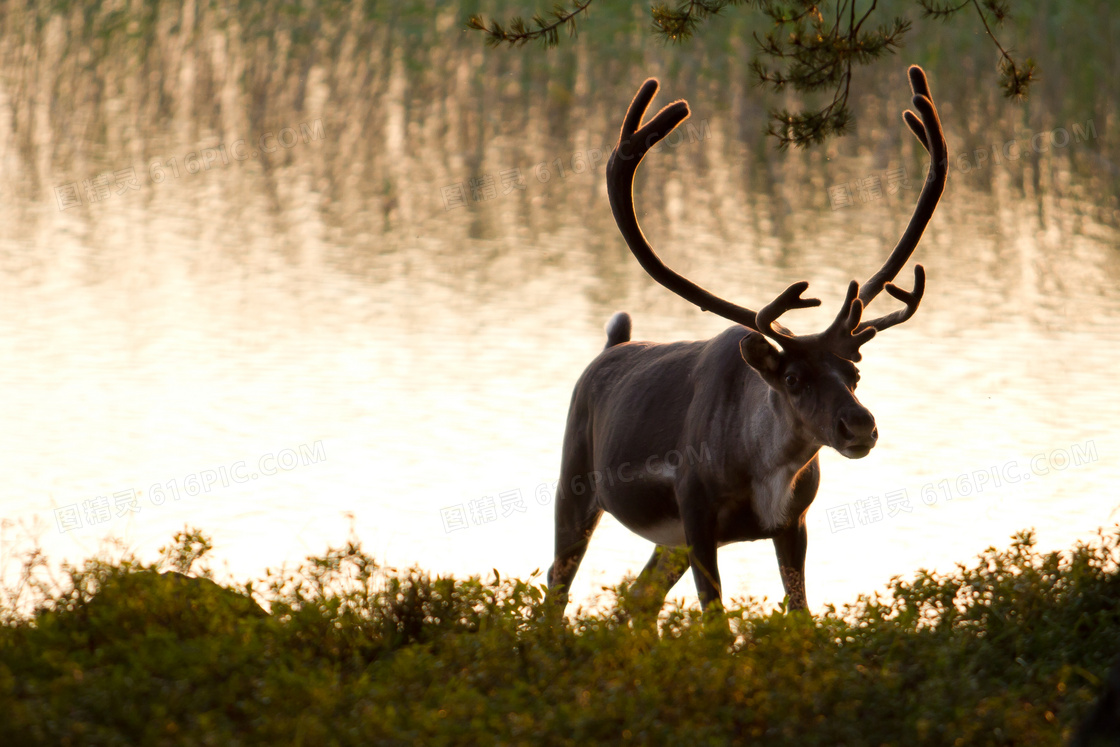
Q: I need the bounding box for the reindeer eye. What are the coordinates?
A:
[784,373,800,389]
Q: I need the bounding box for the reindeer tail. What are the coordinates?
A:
[604,312,632,349]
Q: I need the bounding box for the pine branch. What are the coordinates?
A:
[917,0,971,19]
[649,1,750,43]
[750,0,916,149]
[466,1,594,49]
[466,0,1035,147]
[919,0,1035,99]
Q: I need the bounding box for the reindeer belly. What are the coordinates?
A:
[631,518,688,546]
[594,460,800,546]
[597,477,685,545]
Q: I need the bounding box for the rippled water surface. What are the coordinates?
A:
[1,2,1118,611]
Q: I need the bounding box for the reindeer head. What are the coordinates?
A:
[605,67,947,459]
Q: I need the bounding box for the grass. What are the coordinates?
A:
[0,526,1117,745]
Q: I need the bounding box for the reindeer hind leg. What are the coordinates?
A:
[628,544,690,620]
[547,452,603,605]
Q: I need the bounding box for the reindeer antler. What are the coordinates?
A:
[605,66,948,360]
[755,281,822,348]
[855,66,947,336]
[606,80,772,331]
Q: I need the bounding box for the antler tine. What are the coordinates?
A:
[615,79,683,162]
[607,80,771,332]
[857,264,926,333]
[903,110,928,152]
[755,281,822,348]
[901,67,932,151]
[813,280,876,362]
[907,64,932,101]
[857,65,947,312]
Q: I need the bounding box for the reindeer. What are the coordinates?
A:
[547,66,947,613]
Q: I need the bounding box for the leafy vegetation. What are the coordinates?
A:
[0,526,1116,744]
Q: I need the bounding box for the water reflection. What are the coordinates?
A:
[0,1,1117,611]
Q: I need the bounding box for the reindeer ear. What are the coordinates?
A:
[740,333,781,379]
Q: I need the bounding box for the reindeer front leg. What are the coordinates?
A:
[774,461,819,612]
[773,517,809,611]
[680,479,723,610]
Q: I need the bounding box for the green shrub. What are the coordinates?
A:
[0,527,1116,745]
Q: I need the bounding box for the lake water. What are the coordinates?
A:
[0,2,1117,612]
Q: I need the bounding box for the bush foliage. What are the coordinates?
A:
[0,527,1117,745]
